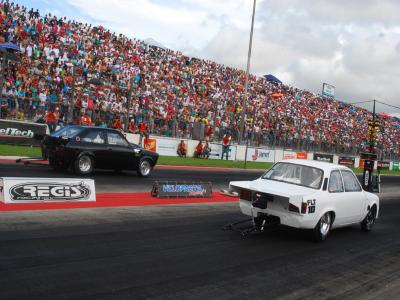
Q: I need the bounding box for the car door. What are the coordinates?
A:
[79,129,108,169]
[340,170,366,223]
[105,131,135,170]
[327,170,347,226]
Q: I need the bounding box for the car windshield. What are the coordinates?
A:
[262,162,323,189]
[51,126,81,138]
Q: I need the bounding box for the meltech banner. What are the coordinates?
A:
[246,148,275,162]
[338,156,355,167]
[313,153,334,163]
[0,177,96,204]
[0,119,47,146]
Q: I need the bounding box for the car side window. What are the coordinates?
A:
[107,132,129,147]
[341,170,362,192]
[81,130,105,144]
[328,170,344,193]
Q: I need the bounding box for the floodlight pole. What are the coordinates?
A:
[238,0,256,144]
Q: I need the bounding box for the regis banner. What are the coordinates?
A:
[0,177,96,203]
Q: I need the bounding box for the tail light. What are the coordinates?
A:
[239,189,252,201]
[301,202,308,214]
[288,203,300,213]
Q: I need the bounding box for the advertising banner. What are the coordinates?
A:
[296,152,308,159]
[283,151,307,160]
[392,162,400,171]
[0,177,96,204]
[338,156,355,167]
[209,143,236,160]
[246,148,275,162]
[156,138,180,156]
[377,161,390,170]
[143,138,157,152]
[313,153,333,163]
[151,181,212,198]
[0,119,47,146]
[283,151,296,160]
[322,83,335,98]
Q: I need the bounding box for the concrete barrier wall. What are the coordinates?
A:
[125,134,391,169]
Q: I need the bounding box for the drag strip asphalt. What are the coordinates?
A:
[0,198,399,299]
[0,162,399,194]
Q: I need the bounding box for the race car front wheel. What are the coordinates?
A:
[137,158,152,177]
[313,212,332,242]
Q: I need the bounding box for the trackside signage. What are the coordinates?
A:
[0,119,47,146]
[151,181,212,198]
[246,148,275,162]
[0,178,96,204]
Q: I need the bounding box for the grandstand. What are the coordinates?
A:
[0,1,399,159]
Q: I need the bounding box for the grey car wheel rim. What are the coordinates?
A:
[366,210,375,228]
[320,213,331,236]
[79,156,91,172]
[140,160,151,176]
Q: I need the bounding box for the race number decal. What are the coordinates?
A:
[307,199,316,213]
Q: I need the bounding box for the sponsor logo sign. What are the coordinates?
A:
[144,138,157,152]
[156,138,180,156]
[246,148,275,162]
[0,120,47,146]
[209,143,237,160]
[338,156,355,167]
[322,83,335,98]
[377,161,390,170]
[313,153,333,163]
[296,152,308,159]
[392,161,400,171]
[0,178,96,203]
[9,182,91,201]
[283,151,307,160]
[151,181,212,198]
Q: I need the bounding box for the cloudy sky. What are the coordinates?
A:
[14,0,400,114]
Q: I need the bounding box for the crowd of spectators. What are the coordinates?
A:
[0,1,399,158]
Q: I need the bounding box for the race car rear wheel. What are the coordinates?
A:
[74,154,93,175]
[313,212,332,242]
[137,158,152,177]
[361,206,376,232]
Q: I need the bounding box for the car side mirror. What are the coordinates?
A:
[134,148,141,154]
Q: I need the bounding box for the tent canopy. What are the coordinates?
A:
[0,42,21,52]
[264,74,282,84]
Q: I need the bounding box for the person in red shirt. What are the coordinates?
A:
[128,119,135,133]
[45,109,57,132]
[194,141,204,158]
[177,140,187,157]
[113,118,122,130]
[221,132,231,160]
[80,112,91,126]
[138,121,149,146]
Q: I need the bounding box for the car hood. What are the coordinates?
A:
[230,178,318,198]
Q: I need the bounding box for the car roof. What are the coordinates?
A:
[64,125,119,132]
[279,159,352,173]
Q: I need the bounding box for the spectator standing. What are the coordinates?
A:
[45,108,57,132]
[221,132,231,160]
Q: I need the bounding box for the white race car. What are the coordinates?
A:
[229,159,379,241]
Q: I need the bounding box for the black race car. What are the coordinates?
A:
[41,125,158,176]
